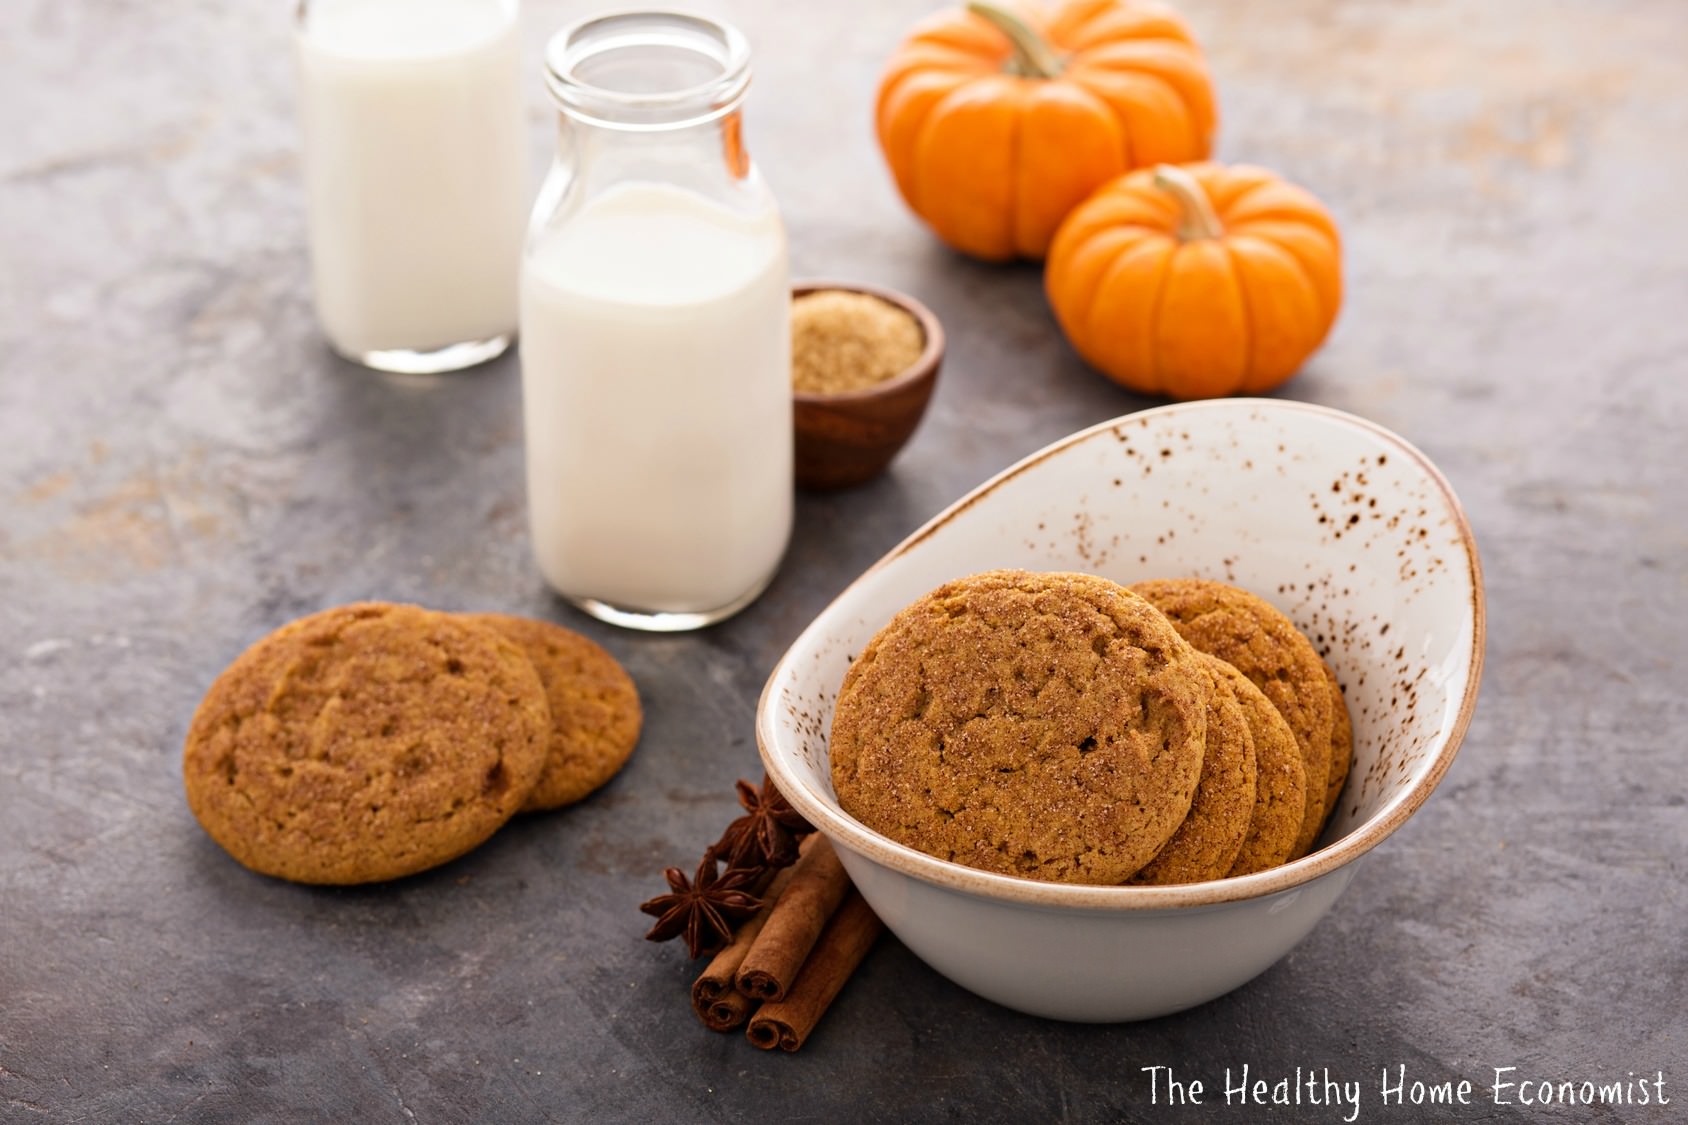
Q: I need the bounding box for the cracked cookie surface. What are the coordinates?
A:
[1131,578,1333,858]
[829,570,1208,886]
[182,602,549,884]
[463,614,641,812]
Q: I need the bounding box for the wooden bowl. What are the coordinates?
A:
[792,281,944,490]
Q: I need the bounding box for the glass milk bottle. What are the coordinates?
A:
[521,13,792,631]
[295,0,529,373]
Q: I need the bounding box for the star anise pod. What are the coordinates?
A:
[638,854,762,959]
[709,775,815,871]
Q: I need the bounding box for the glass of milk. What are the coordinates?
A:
[296,0,530,373]
[521,13,792,631]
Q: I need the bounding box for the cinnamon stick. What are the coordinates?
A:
[746,891,882,1052]
[734,834,849,1002]
[689,838,811,1031]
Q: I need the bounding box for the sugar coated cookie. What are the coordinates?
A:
[183,603,549,884]
[1130,579,1334,858]
[463,613,641,811]
[1131,654,1258,886]
[830,570,1209,885]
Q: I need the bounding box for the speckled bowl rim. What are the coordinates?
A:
[757,398,1486,912]
[790,279,945,405]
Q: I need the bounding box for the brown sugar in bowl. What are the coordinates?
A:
[792,281,944,490]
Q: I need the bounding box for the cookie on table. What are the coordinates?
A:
[1130,653,1258,886]
[462,613,642,811]
[1211,658,1307,876]
[830,569,1210,886]
[182,603,550,885]
[1129,578,1333,859]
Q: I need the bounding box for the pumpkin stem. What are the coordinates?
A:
[1153,164,1225,242]
[967,1,1064,79]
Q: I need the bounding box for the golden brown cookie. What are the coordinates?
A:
[830,569,1209,886]
[1131,654,1258,886]
[182,603,550,885]
[462,614,641,811]
[1214,659,1308,876]
[1309,657,1354,851]
[1130,578,1333,858]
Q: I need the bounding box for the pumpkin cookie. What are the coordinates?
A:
[1308,657,1354,851]
[182,603,550,885]
[830,569,1209,886]
[1213,659,1307,876]
[462,614,641,811]
[1130,578,1333,858]
[1131,654,1257,886]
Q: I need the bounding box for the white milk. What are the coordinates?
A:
[296,0,528,363]
[520,182,792,615]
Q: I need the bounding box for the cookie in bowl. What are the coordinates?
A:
[1131,577,1335,857]
[829,569,1210,885]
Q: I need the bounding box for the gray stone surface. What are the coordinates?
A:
[2,0,1685,1121]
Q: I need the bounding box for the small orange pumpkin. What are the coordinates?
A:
[1046,162,1343,398]
[876,0,1216,262]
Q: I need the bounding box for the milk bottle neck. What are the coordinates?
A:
[551,104,755,209]
[540,11,763,213]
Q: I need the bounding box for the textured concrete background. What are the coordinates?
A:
[2,0,1685,1121]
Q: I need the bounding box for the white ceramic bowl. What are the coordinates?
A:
[757,399,1485,1022]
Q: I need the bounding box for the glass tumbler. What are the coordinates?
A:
[296,0,530,373]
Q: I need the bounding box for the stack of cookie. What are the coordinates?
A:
[828,571,1351,886]
[182,602,641,885]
